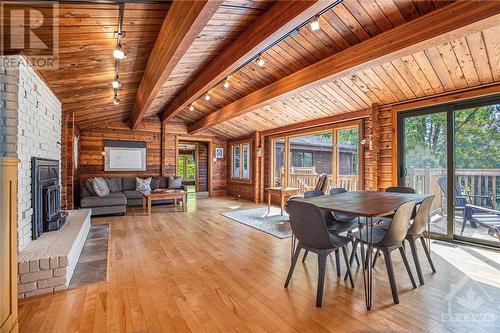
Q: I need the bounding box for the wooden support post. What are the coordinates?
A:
[371,104,380,191]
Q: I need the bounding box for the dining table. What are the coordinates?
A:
[294,190,431,310]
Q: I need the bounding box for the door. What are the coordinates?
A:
[453,100,500,247]
[0,158,19,333]
[398,97,500,248]
[398,109,449,237]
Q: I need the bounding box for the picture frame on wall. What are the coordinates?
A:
[215,147,224,159]
[104,140,147,171]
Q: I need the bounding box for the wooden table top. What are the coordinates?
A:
[296,190,430,217]
[144,189,186,198]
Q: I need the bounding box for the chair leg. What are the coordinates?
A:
[316,253,327,307]
[285,244,302,288]
[407,237,424,285]
[461,219,467,235]
[341,246,354,288]
[334,249,341,277]
[382,248,399,304]
[302,250,309,262]
[399,247,417,289]
[371,249,380,268]
[420,236,436,273]
[349,239,359,267]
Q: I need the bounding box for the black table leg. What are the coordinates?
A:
[360,216,373,310]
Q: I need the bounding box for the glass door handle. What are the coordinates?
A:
[400,166,408,178]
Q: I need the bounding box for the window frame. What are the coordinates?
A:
[270,120,363,190]
[230,140,252,182]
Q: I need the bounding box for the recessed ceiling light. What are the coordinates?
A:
[310,17,320,31]
[255,56,265,67]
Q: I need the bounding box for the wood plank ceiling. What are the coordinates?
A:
[33,0,275,129]
[18,0,500,136]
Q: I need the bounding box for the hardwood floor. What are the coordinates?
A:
[19,197,500,333]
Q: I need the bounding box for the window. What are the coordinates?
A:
[271,123,362,192]
[231,142,251,180]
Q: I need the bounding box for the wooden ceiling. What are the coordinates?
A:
[9,0,500,136]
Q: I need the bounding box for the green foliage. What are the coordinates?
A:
[404,104,500,169]
[178,155,196,181]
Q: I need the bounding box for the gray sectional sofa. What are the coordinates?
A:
[80,176,186,216]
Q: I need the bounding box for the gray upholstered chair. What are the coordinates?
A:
[329,187,347,195]
[352,201,417,305]
[285,200,354,307]
[405,195,436,285]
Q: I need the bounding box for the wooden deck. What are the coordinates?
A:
[18,197,500,333]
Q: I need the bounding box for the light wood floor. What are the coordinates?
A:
[19,197,500,333]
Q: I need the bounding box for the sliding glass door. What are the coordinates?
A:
[398,97,500,247]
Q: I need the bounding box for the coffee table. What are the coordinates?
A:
[266,187,301,216]
[143,189,187,215]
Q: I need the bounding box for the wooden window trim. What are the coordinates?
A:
[269,119,364,190]
[230,140,252,183]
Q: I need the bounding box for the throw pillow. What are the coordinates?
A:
[105,178,122,192]
[136,177,152,193]
[168,176,183,189]
[85,179,97,196]
[92,177,110,197]
[150,177,160,190]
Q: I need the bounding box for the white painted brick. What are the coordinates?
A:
[49,257,59,269]
[29,260,39,272]
[39,258,50,270]
[37,277,66,289]
[54,285,66,292]
[59,256,68,267]
[20,269,52,283]
[18,282,37,293]
[25,287,54,298]
[18,261,29,274]
[53,267,66,277]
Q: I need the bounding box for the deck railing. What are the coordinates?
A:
[406,168,499,210]
[287,173,359,193]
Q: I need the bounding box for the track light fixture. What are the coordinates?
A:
[222,79,230,89]
[112,76,121,89]
[204,93,211,101]
[255,55,265,67]
[310,16,320,31]
[113,92,120,105]
[113,42,126,60]
[189,104,195,111]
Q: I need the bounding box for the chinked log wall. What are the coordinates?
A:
[62,117,227,208]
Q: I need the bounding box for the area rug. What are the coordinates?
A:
[221,207,292,239]
[69,223,109,288]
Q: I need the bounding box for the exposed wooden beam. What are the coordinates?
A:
[189,1,500,134]
[160,0,332,123]
[129,0,223,130]
[260,109,370,137]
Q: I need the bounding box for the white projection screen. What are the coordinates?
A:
[104,140,147,171]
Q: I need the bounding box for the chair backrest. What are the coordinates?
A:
[437,176,466,207]
[385,186,415,194]
[407,196,435,236]
[330,187,347,195]
[378,201,415,247]
[286,200,335,249]
[303,190,325,198]
[314,174,329,193]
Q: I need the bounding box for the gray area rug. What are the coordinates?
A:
[69,223,109,288]
[221,207,292,239]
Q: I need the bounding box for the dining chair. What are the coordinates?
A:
[285,200,354,307]
[385,186,416,194]
[405,195,436,285]
[329,187,347,195]
[351,201,417,305]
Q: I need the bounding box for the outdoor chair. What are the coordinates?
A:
[285,200,354,307]
[463,204,500,240]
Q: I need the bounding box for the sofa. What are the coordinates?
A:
[80,176,186,216]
